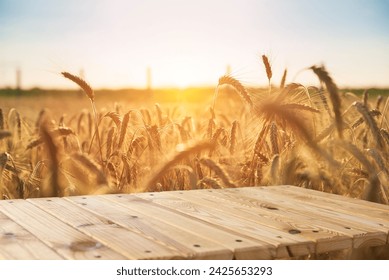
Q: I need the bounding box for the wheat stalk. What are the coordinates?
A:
[87,112,93,137]
[104,112,122,128]
[107,161,119,188]
[118,112,130,150]
[197,177,223,189]
[140,108,151,125]
[62,72,103,163]
[280,69,287,89]
[255,161,263,185]
[7,109,22,141]
[176,123,188,143]
[367,148,388,174]
[0,130,12,140]
[337,140,374,174]
[353,102,383,149]
[199,158,237,188]
[362,89,369,108]
[380,129,389,146]
[207,118,215,139]
[148,125,161,151]
[376,95,383,110]
[118,154,131,189]
[0,152,9,173]
[105,127,115,159]
[254,124,270,155]
[217,75,253,107]
[72,152,107,186]
[270,154,280,184]
[127,136,146,157]
[26,127,75,150]
[40,123,61,197]
[155,103,163,126]
[144,141,215,191]
[171,164,197,190]
[0,109,4,130]
[311,65,343,138]
[229,120,238,155]
[351,109,381,129]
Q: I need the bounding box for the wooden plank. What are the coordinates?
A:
[66,195,232,260]
[255,186,389,233]
[1,185,386,260]
[267,185,389,226]
[136,191,314,258]
[228,187,388,248]
[175,188,354,254]
[0,211,63,260]
[29,197,189,260]
[260,186,389,245]
[276,185,389,212]
[101,194,275,260]
[0,199,125,260]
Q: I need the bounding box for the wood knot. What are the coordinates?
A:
[70,241,102,251]
[3,232,15,238]
[261,204,278,210]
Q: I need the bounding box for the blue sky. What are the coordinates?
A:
[0,0,388,88]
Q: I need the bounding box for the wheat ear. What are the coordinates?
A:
[229,120,238,155]
[311,65,343,138]
[262,55,272,94]
[104,112,122,128]
[61,72,94,101]
[280,69,287,89]
[72,153,107,185]
[144,141,215,191]
[270,122,279,155]
[118,112,130,150]
[376,95,383,110]
[40,124,61,196]
[62,72,103,163]
[197,177,223,189]
[353,102,383,149]
[218,75,253,107]
[199,158,237,188]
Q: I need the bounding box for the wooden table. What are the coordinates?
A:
[0,185,388,259]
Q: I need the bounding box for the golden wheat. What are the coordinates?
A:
[0,60,387,214]
[199,157,237,188]
[262,55,272,82]
[62,72,94,101]
[144,141,215,191]
[311,65,343,138]
[217,75,253,106]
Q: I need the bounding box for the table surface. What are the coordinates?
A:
[0,185,388,259]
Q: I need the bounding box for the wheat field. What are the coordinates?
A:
[0,60,388,207]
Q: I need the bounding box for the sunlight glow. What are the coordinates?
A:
[0,0,388,89]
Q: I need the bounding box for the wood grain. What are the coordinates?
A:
[227,187,388,248]
[66,195,233,259]
[102,194,274,259]
[0,185,387,260]
[0,211,63,259]
[0,199,125,259]
[135,191,314,258]
[29,197,187,259]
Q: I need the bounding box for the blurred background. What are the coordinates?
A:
[0,0,388,90]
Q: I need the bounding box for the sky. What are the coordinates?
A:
[0,0,388,89]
